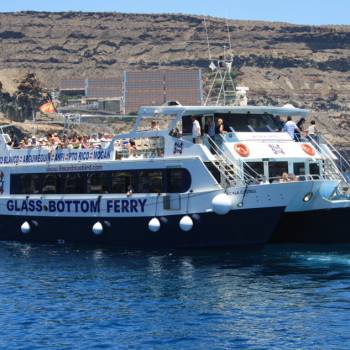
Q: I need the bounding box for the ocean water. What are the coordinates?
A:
[0,243,350,350]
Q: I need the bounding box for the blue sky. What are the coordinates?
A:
[0,0,349,25]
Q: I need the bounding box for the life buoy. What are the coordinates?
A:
[301,143,316,156]
[234,143,250,157]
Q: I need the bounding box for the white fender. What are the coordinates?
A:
[148,217,161,232]
[92,222,103,235]
[179,215,193,231]
[21,221,31,234]
[211,193,232,215]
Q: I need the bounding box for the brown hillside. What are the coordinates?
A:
[0,11,349,145]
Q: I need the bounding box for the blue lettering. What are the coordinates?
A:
[121,200,129,213]
[107,200,113,213]
[21,201,28,211]
[138,199,147,212]
[90,200,100,213]
[28,200,35,212]
[130,199,138,213]
[56,201,65,212]
[114,200,121,213]
[81,201,89,213]
[66,200,72,212]
[36,200,42,212]
[7,200,14,211]
[73,200,80,212]
[49,201,56,212]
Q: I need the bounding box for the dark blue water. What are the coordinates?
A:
[1,243,350,350]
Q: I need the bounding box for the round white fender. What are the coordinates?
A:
[21,221,31,234]
[179,215,193,231]
[92,221,103,235]
[148,217,161,232]
[211,193,232,215]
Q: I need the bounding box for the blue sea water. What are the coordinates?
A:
[0,243,350,350]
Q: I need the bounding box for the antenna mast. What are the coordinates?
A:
[203,17,212,61]
[226,20,232,51]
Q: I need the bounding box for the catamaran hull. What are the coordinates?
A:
[0,206,284,248]
[272,207,350,243]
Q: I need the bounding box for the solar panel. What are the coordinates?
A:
[124,69,202,113]
[86,77,123,98]
[60,79,85,90]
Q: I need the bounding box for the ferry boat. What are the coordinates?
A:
[201,50,350,243]
[0,104,315,247]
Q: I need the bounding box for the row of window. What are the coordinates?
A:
[182,113,282,135]
[10,168,191,195]
[244,161,320,180]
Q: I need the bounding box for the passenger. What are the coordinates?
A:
[279,172,289,183]
[307,120,318,143]
[21,137,30,148]
[151,120,160,131]
[206,117,216,153]
[191,116,201,144]
[81,135,90,149]
[30,136,38,148]
[295,117,306,141]
[214,118,225,146]
[128,139,137,156]
[71,134,81,149]
[126,185,134,197]
[8,131,19,148]
[207,117,215,138]
[52,132,60,144]
[282,116,301,141]
[215,118,225,135]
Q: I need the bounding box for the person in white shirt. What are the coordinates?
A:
[191,116,201,143]
[307,120,318,143]
[283,116,301,141]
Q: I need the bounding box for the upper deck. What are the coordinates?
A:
[0,103,317,168]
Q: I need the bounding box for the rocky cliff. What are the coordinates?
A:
[0,11,349,145]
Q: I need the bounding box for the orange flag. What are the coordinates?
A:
[39,101,56,113]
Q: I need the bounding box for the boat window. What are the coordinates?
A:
[137,114,177,132]
[42,174,60,194]
[139,170,163,193]
[62,173,85,194]
[12,174,41,194]
[111,172,134,193]
[268,161,289,181]
[212,113,282,132]
[166,168,191,193]
[294,162,306,175]
[87,172,110,194]
[309,163,320,177]
[244,162,264,179]
[10,168,192,195]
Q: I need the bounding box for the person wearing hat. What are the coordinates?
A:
[30,136,38,147]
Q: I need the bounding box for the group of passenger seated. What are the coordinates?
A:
[8,130,113,150]
[258,172,301,184]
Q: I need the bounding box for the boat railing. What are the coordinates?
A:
[114,136,165,160]
[305,134,349,187]
[206,135,254,187]
[316,134,350,173]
